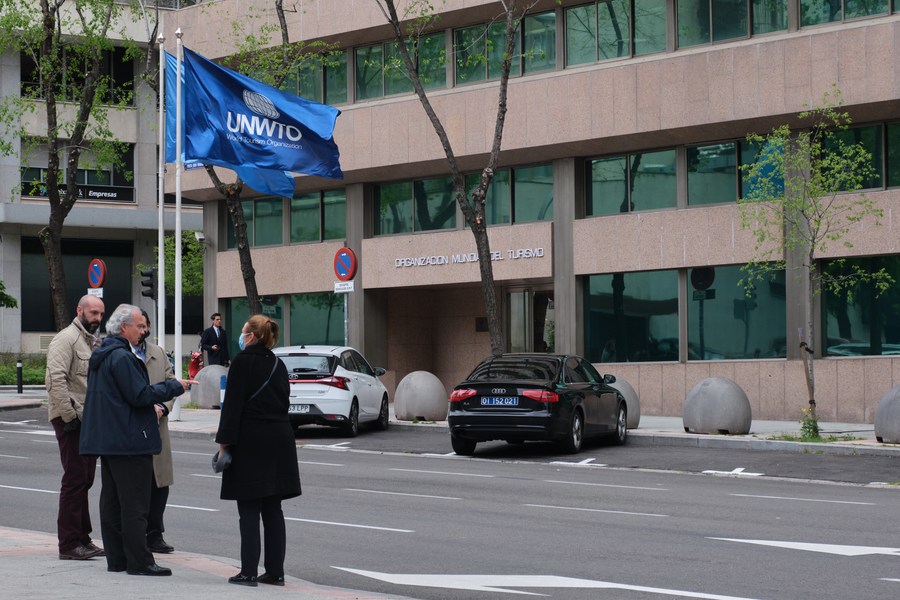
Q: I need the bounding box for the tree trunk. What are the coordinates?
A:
[803,253,816,415]
[471,217,503,355]
[224,191,260,315]
[40,220,68,331]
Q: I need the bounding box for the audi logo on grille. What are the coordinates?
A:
[491,388,507,394]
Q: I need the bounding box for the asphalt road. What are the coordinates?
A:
[3,408,900,600]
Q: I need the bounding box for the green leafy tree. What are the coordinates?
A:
[0,0,139,330]
[0,279,17,308]
[739,88,893,422]
[375,0,543,355]
[136,230,204,297]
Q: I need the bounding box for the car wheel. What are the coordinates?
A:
[373,395,389,431]
[451,434,476,456]
[612,402,627,445]
[343,400,359,437]
[560,408,584,454]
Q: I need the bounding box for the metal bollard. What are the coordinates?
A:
[16,358,23,394]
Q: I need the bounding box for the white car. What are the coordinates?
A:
[273,345,390,437]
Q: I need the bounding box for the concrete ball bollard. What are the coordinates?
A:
[874,385,900,444]
[194,365,229,409]
[608,377,640,429]
[683,377,752,435]
[394,371,448,422]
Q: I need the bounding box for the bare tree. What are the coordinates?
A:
[375,0,540,355]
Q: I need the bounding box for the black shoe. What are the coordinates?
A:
[127,564,172,576]
[147,539,174,554]
[59,545,101,560]
[228,573,258,587]
[84,542,105,556]
[258,573,285,586]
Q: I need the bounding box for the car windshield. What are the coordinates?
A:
[467,357,559,381]
[280,354,335,375]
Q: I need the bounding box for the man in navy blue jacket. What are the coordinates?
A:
[80,304,194,577]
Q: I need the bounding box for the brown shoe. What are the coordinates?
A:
[84,542,105,556]
[59,545,100,560]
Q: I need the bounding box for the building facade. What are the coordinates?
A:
[166,0,900,423]
[0,3,202,353]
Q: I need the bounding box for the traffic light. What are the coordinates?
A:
[140,268,157,301]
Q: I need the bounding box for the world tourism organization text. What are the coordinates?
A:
[395,247,545,268]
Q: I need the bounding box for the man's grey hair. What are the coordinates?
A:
[106,304,139,336]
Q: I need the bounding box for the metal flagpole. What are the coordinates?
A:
[156,26,166,351]
[171,29,184,421]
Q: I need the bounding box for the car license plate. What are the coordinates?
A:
[289,404,310,413]
[481,397,518,406]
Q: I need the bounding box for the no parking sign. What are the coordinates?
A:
[333,247,358,282]
[88,258,107,288]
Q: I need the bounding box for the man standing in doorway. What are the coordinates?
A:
[200,312,230,366]
[45,294,106,560]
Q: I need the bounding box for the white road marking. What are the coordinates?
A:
[423,452,458,457]
[550,458,604,466]
[711,538,900,556]
[286,517,413,533]
[0,420,38,425]
[166,504,219,512]
[191,474,221,479]
[345,488,460,500]
[302,442,352,449]
[391,468,494,478]
[299,460,344,467]
[730,493,874,505]
[702,468,762,476]
[0,454,28,459]
[525,503,667,518]
[545,479,667,491]
[172,450,214,456]
[0,484,58,494]
[30,440,58,444]
[335,568,765,598]
[0,429,55,436]
[881,578,900,582]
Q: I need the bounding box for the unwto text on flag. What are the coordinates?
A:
[164,47,343,198]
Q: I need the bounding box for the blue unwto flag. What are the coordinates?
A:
[164,48,343,198]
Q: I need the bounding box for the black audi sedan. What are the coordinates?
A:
[448,353,626,456]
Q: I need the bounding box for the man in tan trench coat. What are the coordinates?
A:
[136,310,177,554]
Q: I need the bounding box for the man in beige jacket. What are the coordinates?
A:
[46,294,105,560]
[136,309,177,554]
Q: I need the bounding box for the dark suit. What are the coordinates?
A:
[200,325,230,366]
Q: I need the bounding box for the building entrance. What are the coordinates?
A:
[508,289,555,353]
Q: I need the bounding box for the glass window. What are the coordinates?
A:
[487,20,521,79]
[325,50,348,105]
[523,11,556,73]
[688,142,738,205]
[687,265,786,360]
[513,164,554,223]
[323,189,347,240]
[566,4,597,65]
[634,0,668,55]
[355,45,383,100]
[598,0,632,60]
[589,150,676,216]
[466,170,511,225]
[253,197,283,247]
[374,182,413,235]
[678,0,711,48]
[290,292,345,346]
[413,176,456,231]
[823,257,900,357]
[844,0,888,19]
[296,60,323,102]
[801,0,842,25]
[384,41,414,96]
[712,0,748,41]
[226,296,285,353]
[887,122,900,188]
[291,194,320,243]
[418,32,447,90]
[455,25,486,84]
[752,0,788,33]
[828,124,883,191]
[584,270,679,363]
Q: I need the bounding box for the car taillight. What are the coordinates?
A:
[318,376,349,390]
[522,389,559,403]
[450,389,476,402]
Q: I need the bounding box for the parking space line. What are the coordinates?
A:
[525,503,668,518]
[391,468,494,478]
[285,517,413,533]
[730,494,874,505]
[300,460,344,467]
[167,504,219,512]
[0,484,58,494]
[0,454,28,459]
[545,480,667,491]
[344,488,460,500]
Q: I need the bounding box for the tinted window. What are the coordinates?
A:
[350,350,375,376]
[468,357,560,381]
[281,354,334,374]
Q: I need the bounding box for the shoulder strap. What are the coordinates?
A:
[247,357,279,402]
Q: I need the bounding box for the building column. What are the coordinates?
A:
[553,158,582,355]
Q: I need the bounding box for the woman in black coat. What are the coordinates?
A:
[215,314,301,587]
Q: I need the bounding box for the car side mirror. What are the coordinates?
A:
[603,374,617,384]
[374,367,386,377]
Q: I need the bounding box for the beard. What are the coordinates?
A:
[80,316,100,334]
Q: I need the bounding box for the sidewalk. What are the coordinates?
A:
[2,386,898,457]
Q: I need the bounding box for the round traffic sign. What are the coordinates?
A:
[690,267,715,291]
[88,258,107,289]
[333,247,358,282]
